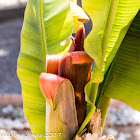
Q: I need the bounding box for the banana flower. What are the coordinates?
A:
[40,26,94,140]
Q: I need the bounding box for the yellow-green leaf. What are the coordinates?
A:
[103,11,140,112]
[70,2,89,33]
[17,0,73,139]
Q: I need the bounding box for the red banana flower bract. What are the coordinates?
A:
[40,25,94,127]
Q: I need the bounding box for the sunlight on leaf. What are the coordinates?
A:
[17,0,73,139]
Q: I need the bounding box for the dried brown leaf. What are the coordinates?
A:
[75,110,114,140]
[88,109,102,134]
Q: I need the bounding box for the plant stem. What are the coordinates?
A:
[97,95,111,128]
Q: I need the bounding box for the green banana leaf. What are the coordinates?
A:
[17,0,73,139]
[83,0,140,104]
[81,0,139,129]
[103,11,140,111]
[82,0,111,83]
[70,1,89,33]
[103,0,140,74]
[43,0,73,54]
[82,0,139,82]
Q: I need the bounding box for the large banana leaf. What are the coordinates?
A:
[17,0,73,139]
[103,0,140,74]
[82,0,111,83]
[81,0,139,128]
[43,0,73,54]
[82,0,139,81]
[44,0,89,54]
[103,11,140,111]
[97,10,140,127]
[82,0,140,104]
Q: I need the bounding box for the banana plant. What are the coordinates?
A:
[17,0,140,139]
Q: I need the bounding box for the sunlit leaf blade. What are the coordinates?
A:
[82,0,111,83]
[17,0,73,139]
[43,0,73,54]
[70,2,89,23]
[71,0,77,4]
[83,0,140,106]
[103,0,140,74]
[17,0,46,139]
[70,2,89,33]
[82,0,140,128]
[103,11,140,111]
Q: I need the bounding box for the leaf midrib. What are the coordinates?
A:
[39,0,47,71]
[101,0,118,67]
